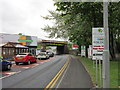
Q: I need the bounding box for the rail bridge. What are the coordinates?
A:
[38,40,69,54]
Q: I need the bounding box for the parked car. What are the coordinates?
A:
[0,56,12,71]
[37,52,49,60]
[15,53,37,65]
[47,51,54,57]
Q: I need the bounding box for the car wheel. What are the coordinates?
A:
[16,62,19,65]
[27,60,31,65]
[34,60,37,63]
[7,64,11,70]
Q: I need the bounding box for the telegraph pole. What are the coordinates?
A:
[103,1,110,88]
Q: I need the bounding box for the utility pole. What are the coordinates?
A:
[103,1,110,88]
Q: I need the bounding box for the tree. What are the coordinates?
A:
[42,2,120,59]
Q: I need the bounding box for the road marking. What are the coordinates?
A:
[45,61,67,89]
[33,64,39,66]
[49,61,69,89]
[21,67,29,69]
[55,57,71,88]
[3,72,17,75]
[0,57,56,80]
[0,71,21,80]
[44,56,70,90]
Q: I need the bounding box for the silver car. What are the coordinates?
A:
[37,52,49,60]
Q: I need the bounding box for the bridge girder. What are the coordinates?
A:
[38,40,69,54]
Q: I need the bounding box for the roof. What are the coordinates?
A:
[15,44,28,48]
[0,43,6,47]
[1,42,28,48]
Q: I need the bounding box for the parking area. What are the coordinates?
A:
[0,57,54,79]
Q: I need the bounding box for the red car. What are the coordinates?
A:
[15,53,37,65]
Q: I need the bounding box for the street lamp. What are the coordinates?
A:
[103,0,110,88]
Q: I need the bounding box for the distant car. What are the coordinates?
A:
[47,51,54,57]
[15,53,37,65]
[37,52,49,60]
[0,57,12,71]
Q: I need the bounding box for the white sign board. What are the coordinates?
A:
[81,46,86,57]
[88,45,92,59]
[72,43,79,50]
[92,28,104,60]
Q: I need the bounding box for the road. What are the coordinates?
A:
[2,55,93,88]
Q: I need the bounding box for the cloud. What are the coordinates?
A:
[1,0,58,40]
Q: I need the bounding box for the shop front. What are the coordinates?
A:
[1,42,28,60]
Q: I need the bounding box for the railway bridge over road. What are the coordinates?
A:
[38,40,69,55]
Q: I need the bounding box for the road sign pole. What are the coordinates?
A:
[99,59,102,87]
[96,59,98,87]
[103,1,110,88]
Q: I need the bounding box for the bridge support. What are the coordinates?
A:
[41,43,46,52]
[56,45,69,55]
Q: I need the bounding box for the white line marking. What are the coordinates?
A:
[55,59,70,88]
[21,67,29,69]
[34,64,39,65]
[0,57,55,79]
[0,71,21,80]
[4,72,17,75]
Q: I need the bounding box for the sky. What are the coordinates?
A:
[0,0,66,41]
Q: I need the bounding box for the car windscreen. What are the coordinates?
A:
[16,54,27,57]
[39,52,46,55]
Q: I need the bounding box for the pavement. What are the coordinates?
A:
[56,55,93,88]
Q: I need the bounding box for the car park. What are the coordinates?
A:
[0,56,12,71]
[37,52,49,60]
[15,53,37,65]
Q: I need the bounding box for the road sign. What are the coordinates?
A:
[92,28,105,60]
[81,46,86,57]
[88,45,92,59]
[72,43,78,49]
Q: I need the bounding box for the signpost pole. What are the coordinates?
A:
[96,58,98,87]
[103,1,110,88]
[99,59,102,87]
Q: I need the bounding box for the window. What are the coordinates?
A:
[16,54,27,57]
[28,54,32,56]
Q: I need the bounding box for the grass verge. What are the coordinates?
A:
[78,56,118,88]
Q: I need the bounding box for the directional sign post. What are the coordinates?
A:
[81,46,86,57]
[92,27,105,87]
[92,28,104,60]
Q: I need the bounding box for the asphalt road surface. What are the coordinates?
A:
[2,55,93,89]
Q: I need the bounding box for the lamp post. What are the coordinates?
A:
[103,1,110,88]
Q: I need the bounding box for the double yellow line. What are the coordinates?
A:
[44,57,70,90]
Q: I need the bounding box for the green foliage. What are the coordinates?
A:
[42,11,69,39]
[79,56,119,88]
[42,2,120,58]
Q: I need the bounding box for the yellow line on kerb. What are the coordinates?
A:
[44,56,70,90]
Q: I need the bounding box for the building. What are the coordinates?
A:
[0,42,28,60]
[0,33,38,59]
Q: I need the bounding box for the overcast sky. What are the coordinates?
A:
[0,0,66,41]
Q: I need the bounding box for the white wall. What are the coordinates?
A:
[0,33,37,46]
